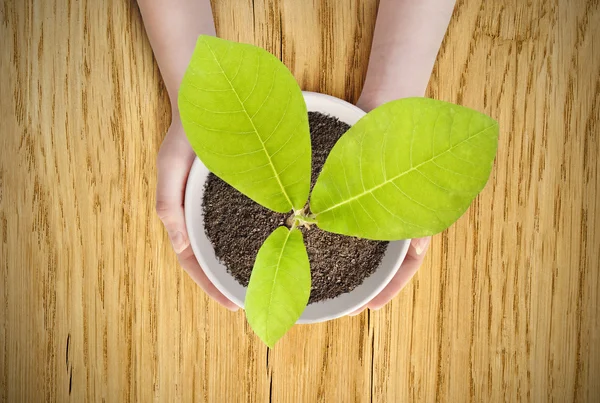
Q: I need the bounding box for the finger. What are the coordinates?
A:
[348,304,368,316]
[413,236,430,256]
[156,133,238,311]
[178,245,240,311]
[155,137,196,254]
[367,237,431,310]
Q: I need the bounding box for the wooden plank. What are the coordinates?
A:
[0,0,598,402]
[371,0,600,401]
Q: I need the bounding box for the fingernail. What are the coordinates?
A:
[169,231,187,254]
[415,237,431,255]
[228,306,240,312]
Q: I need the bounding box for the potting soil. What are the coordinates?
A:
[202,112,389,304]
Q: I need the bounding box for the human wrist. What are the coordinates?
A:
[356,88,391,112]
[356,93,381,113]
[357,84,429,112]
[170,104,181,127]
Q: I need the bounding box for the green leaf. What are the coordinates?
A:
[310,98,499,240]
[245,226,311,347]
[179,36,311,213]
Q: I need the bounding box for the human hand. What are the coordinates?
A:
[352,93,434,316]
[348,237,430,316]
[156,114,239,311]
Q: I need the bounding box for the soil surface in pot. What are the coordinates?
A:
[202,112,389,304]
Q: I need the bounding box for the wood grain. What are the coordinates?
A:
[1,0,598,401]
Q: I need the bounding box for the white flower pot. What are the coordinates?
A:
[184,91,411,323]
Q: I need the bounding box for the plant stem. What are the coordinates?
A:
[292,210,317,228]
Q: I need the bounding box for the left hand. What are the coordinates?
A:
[156,116,239,311]
[348,237,430,315]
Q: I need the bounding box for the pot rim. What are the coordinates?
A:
[184,91,411,323]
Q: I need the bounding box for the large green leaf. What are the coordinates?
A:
[311,98,498,240]
[245,226,311,347]
[179,36,311,213]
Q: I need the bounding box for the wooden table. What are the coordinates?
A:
[1,0,599,401]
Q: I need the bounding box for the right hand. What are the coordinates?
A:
[156,114,239,311]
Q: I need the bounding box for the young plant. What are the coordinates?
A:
[179,36,498,347]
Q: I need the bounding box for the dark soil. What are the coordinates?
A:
[202,112,388,304]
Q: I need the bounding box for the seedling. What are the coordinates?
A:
[179,36,498,347]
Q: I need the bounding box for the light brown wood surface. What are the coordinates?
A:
[1,0,599,401]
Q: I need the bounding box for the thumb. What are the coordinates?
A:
[155,131,196,254]
[155,122,239,311]
[367,237,430,310]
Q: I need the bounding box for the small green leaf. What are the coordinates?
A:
[245,226,311,347]
[179,36,311,213]
[311,98,498,240]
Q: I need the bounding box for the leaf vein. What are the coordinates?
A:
[202,37,294,209]
[315,123,496,215]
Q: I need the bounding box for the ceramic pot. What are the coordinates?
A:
[185,91,411,323]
